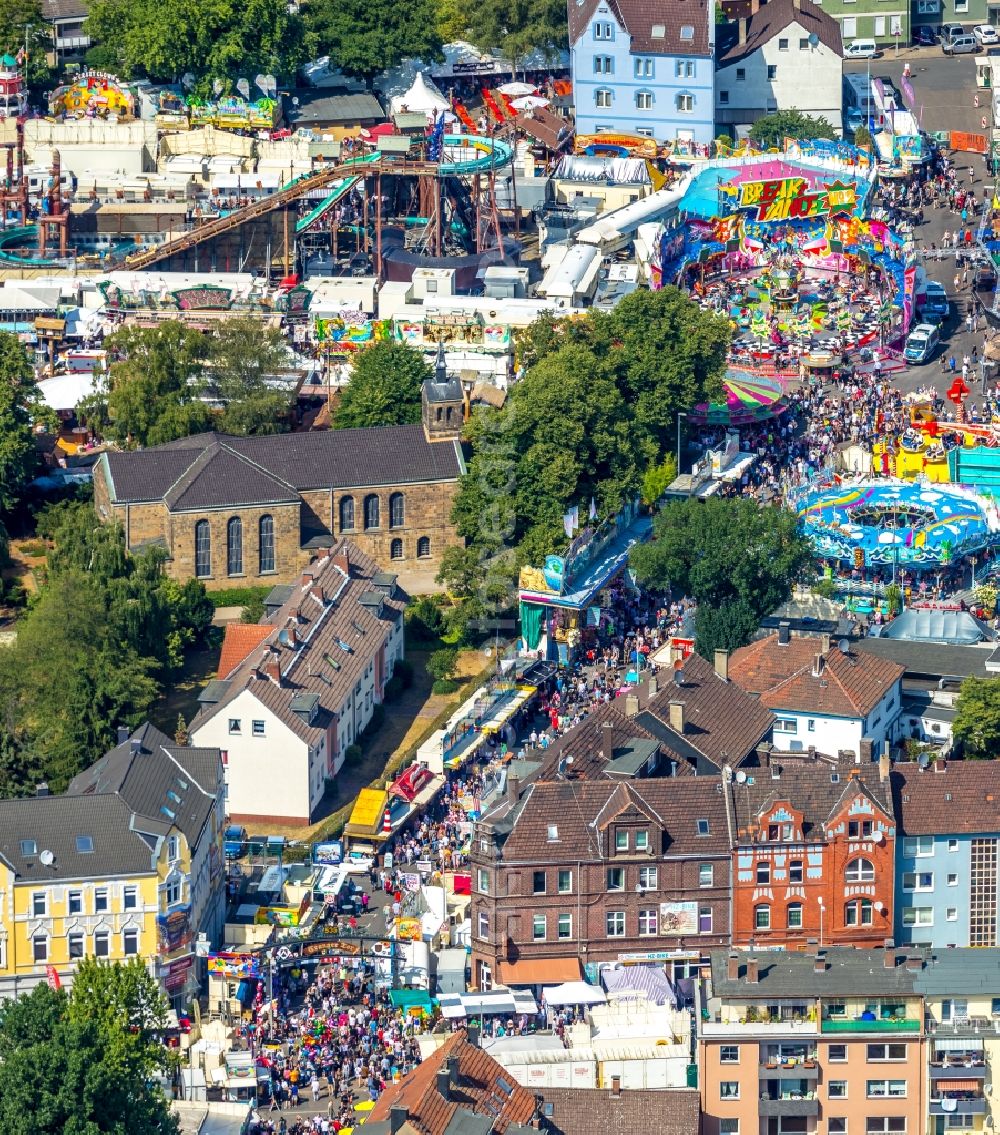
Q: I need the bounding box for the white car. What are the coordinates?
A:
[974,24,999,43]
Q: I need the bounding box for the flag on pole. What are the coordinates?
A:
[569,504,580,532]
[589,497,598,520]
[563,509,574,538]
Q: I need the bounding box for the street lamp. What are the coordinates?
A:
[818,897,825,948]
[676,410,687,478]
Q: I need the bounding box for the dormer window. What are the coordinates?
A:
[615,830,629,851]
[768,823,793,841]
[635,830,649,851]
[849,820,873,838]
[547,824,558,842]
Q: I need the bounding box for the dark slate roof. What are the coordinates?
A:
[912,948,1000,996]
[539,1087,701,1135]
[103,427,464,507]
[717,0,842,66]
[286,90,385,127]
[890,760,1000,837]
[568,0,713,57]
[710,947,921,998]
[423,378,463,404]
[66,722,222,847]
[0,794,155,881]
[854,637,994,681]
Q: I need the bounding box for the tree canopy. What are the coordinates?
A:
[306,0,442,82]
[0,0,52,84]
[334,340,432,429]
[0,331,48,511]
[85,0,313,85]
[953,677,1000,758]
[0,960,178,1135]
[630,496,812,659]
[0,501,212,793]
[749,109,836,151]
[79,318,292,447]
[465,0,567,69]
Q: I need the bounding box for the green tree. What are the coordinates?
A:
[334,341,432,429]
[426,647,458,682]
[465,0,566,71]
[241,593,266,623]
[749,109,836,151]
[210,316,293,436]
[437,0,467,41]
[854,125,875,152]
[630,497,812,659]
[0,969,178,1135]
[0,331,47,511]
[306,0,442,83]
[0,0,52,85]
[640,454,677,508]
[953,677,1000,758]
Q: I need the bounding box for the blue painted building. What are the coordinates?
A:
[568,0,715,149]
[892,761,1000,949]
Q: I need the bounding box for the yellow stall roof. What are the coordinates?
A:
[346,788,388,834]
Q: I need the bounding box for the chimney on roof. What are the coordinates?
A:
[738,15,748,44]
[668,700,685,735]
[935,758,947,774]
[883,938,896,967]
[35,782,50,797]
[793,0,800,10]
[310,583,325,604]
[727,952,739,981]
[265,661,282,687]
[648,674,657,697]
[116,726,129,745]
[467,1025,480,1048]
[507,770,520,804]
[757,741,772,763]
[602,720,616,762]
[625,693,639,718]
[777,621,790,645]
[812,653,824,677]
[905,955,922,973]
[332,544,350,576]
[611,1076,622,1098]
[820,633,831,655]
[745,956,759,984]
[879,750,891,783]
[437,1068,451,1102]
[860,738,874,764]
[813,951,827,974]
[389,1105,409,1134]
[714,649,730,682]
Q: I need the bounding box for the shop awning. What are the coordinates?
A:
[542,980,607,1007]
[935,1080,982,1092]
[389,988,432,1014]
[438,989,539,1019]
[497,957,583,986]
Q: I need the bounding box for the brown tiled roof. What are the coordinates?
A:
[536,699,674,781]
[730,633,903,718]
[192,541,405,745]
[727,750,893,841]
[368,1030,539,1135]
[217,624,272,679]
[890,761,1000,836]
[496,957,583,985]
[568,0,713,57]
[539,1086,701,1135]
[717,0,842,66]
[499,776,731,862]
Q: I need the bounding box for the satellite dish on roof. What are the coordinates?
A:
[808,32,820,46]
[735,770,748,784]
[872,830,884,844]
[39,849,54,866]
[839,639,851,654]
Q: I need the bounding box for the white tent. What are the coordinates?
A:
[542,981,607,1007]
[390,72,449,116]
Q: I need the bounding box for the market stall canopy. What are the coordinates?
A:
[438,989,538,1019]
[510,95,549,110]
[602,964,678,1007]
[542,980,607,1007]
[389,988,432,1014]
[498,81,537,97]
[389,71,449,116]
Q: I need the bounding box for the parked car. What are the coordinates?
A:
[941,22,966,41]
[844,39,880,58]
[918,281,950,322]
[904,323,940,363]
[973,23,999,43]
[913,26,939,44]
[875,75,899,99]
[943,34,979,53]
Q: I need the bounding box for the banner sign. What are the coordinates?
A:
[736,177,858,223]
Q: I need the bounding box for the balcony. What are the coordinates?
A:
[759,1098,820,1117]
[760,1064,820,1081]
[930,1063,988,1080]
[703,1019,818,1036]
[821,1017,921,1033]
[930,1099,988,1116]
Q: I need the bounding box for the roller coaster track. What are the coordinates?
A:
[114,135,514,272]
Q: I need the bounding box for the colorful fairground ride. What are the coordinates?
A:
[0,54,27,119]
[48,71,136,121]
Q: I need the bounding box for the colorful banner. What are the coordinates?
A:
[207,952,261,979]
[312,840,344,866]
[734,177,858,223]
[659,901,699,935]
[157,905,193,956]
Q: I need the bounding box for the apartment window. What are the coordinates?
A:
[829,1081,848,1098]
[719,90,729,105]
[32,891,46,916]
[948,839,959,852]
[800,36,809,48]
[720,1046,739,1064]
[903,871,933,891]
[76,835,93,854]
[19,839,36,856]
[902,907,933,926]
[675,59,694,78]
[593,21,612,38]
[607,867,624,891]
[557,913,572,939]
[867,1122,906,1135]
[786,903,803,929]
[123,929,139,956]
[68,890,82,915]
[755,904,771,930]
[736,67,746,80]
[226,516,243,576]
[635,830,649,851]
[842,16,857,37]
[94,888,109,913]
[32,935,48,963]
[615,831,629,852]
[720,1082,740,1100]
[867,1081,907,1098]
[547,825,559,842]
[680,24,693,39]
[697,819,710,835]
[789,860,803,883]
[828,1044,847,1062]
[904,836,933,857]
[638,866,657,890]
[955,0,969,9]
[228,718,241,735]
[699,864,714,887]
[634,57,653,78]
[756,862,770,884]
[720,1124,739,1135]
[557,870,572,894]
[638,908,658,935]
[845,899,874,926]
[946,908,958,921]
[846,858,875,883]
[68,932,84,959]
[251,720,265,737]
[477,911,489,940]
[123,886,138,911]
[477,869,490,894]
[867,1044,907,1061]
[849,820,873,838]
[676,93,693,113]
[830,1123,847,1135]
[778,37,789,49]
[699,906,713,933]
[166,878,181,906]
[595,88,613,108]
[532,871,546,895]
[606,911,625,937]
[194,520,211,578]
[635,91,653,110]
[94,931,109,958]
[593,55,613,73]
[767,65,778,80]
[774,718,796,733]
[532,915,546,941]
